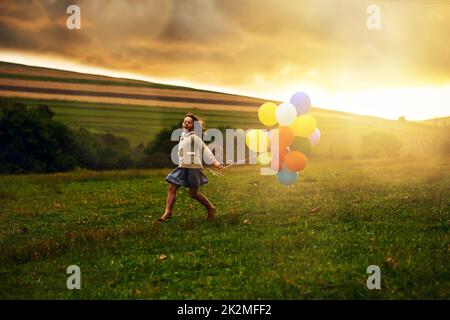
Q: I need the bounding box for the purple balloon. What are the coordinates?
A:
[309,128,321,146]
[290,92,311,115]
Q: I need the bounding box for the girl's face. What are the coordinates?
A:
[182,116,194,131]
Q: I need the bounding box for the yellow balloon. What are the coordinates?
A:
[246,129,269,152]
[257,152,272,166]
[258,102,278,127]
[290,115,317,137]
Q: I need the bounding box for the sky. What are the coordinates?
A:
[0,0,449,120]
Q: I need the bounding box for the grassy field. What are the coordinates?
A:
[1,156,449,299]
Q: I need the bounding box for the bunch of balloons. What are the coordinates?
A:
[245,92,321,185]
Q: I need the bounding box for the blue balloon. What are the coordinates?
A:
[277,165,298,185]
[290,92,311,115]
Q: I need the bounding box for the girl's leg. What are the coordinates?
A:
[189,187,216,219]
[159,183,179,220]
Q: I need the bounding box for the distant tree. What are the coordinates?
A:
[36,104,55,119]
[73,129,136,170]
[98,133,135,169]
[142,124,181,168]
[72,128,99,169]
[0,100,137,173]
[0,103,78,173]
[398,116,406,122]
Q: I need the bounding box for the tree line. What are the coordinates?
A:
[0,100,166,173]
[1,99,448,174]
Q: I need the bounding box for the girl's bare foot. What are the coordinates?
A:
[158,212,173,222]
[206,207,216,220]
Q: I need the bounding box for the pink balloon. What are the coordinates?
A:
[309,128,321,146]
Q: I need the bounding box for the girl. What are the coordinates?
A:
[159,113,222,221]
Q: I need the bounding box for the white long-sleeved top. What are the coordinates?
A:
[178,130,217,169]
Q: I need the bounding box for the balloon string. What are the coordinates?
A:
[223,153,258,169]
[207,153,259,177]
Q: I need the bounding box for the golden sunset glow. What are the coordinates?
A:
[1,0,449,120]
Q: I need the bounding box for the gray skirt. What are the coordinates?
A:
[165,167,208,188]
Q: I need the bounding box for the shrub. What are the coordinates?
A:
[142,124,181,168]
[0,99,137,173]
[0,103,78,173]
[73,129,136,170]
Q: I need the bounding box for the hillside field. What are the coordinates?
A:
[1,61,448,157]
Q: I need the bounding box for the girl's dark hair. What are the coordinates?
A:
[185,112,205,132]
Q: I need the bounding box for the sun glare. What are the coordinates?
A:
[1,51,449,121]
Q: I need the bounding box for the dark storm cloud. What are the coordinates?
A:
[0,0,449,91]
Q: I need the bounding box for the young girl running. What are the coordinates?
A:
[159,113,222,221]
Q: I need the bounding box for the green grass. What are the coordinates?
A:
[1,157,449,299]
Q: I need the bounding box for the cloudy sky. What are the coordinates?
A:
[0,0,449,120]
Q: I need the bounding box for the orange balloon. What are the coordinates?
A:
[270,146,289,171]
[270,145,289,160]
[284,151,307,172]
[279,147,289,161]
[270,127,294,149]
[271,127,294,149]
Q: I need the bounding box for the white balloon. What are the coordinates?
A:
[275,103,297,126]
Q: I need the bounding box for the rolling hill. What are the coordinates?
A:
[0,61,448,157]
